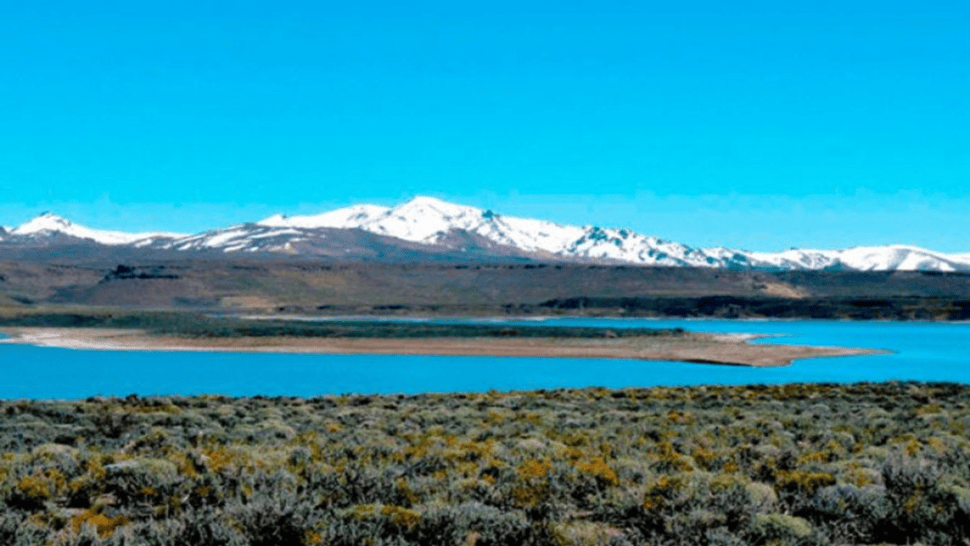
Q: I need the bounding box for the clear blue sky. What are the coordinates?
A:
[1,0,967,251]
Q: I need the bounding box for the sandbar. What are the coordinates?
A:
[0,327,884,367]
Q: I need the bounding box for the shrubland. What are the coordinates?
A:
[1,382,968,545]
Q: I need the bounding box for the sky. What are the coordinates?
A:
[1,0,967,251]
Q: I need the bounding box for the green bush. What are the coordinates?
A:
[0,382,968,545]
[748,513,813,541]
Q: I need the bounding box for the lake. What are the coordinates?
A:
[2,319,969,399]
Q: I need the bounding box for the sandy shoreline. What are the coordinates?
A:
[0,327,883,367]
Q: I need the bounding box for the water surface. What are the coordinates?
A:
[2,319,968,399]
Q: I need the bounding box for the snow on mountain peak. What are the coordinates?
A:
[15,211,72,232]
[4,198,969,272]
[255,196,586,251]
[395,196,480,217]
[259,213,289,225]
[11,212,185,245]
[257,204,391,229]
[13,212,78,236]
[740,244,968,272]
[366,196,488,243]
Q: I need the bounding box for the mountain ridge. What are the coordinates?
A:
[9,211,186,245]
[2,197,966,272]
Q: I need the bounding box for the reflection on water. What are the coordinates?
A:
[1,319,969,399]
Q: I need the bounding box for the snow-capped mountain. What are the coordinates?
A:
[3,198,969,272]
[257,196,587,255]
[9,212,184,246]
[155,224,308,254]
[744,245,970,273]
[562,226,720,267]
[259,204,393,231]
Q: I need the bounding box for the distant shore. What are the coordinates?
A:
[0,327,883,367]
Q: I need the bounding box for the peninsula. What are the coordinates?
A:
[0,321,880,367]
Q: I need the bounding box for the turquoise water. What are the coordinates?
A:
[1,319,969,399]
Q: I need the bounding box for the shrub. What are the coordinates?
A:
[1,382,969,545]
[9,470,64,510]
[226,491,314,546]
[118,507,248,546]
[573,457,619,489]
[748,513,813,541]
[71,508,130,538]
[810,484,889,543]
[102,458,179,506]
[415,502,532,546]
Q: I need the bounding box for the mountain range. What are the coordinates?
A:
[2,196,967,272]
